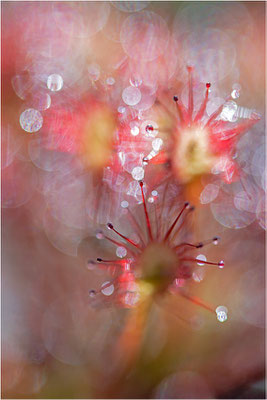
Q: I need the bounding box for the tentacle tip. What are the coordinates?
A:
[186,65,194,72]
[173,95,179,102]
[206,82,211,88]
[218,260,224,269]
[196,242,203,248]
[89,289,97,298]
[146,124,154,132]
[185,201,190,209]
[96,258,102,262]
[213,237,220,245]
[107,222,113,230]
[139,181,144,187]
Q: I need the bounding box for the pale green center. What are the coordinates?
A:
[138,242,179,291]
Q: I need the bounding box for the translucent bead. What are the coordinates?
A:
[216,306,228,322]
[47,74,63,92]
[116,246,127,258]
[131,166,144,181]
[89,289,96,298]
[19,109,43,133]
[196,254,207,266]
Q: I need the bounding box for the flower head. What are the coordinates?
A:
[146,66,260,185]
[88,181,227,324]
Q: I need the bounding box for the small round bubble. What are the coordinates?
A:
[116,246,127,258]
[122,86,142,106]
[130,76,142,87]
[106,77,115,85]
[47,74,63,92]
[196,254,207,266]
[96,230,104,240]
[131,166,144,181]
[121,200,129,208]
[101,281,114,296]
[118,106,126,114]
[87,260,97,270]
[20,109,43,133]
[231,89,240,99]
[216,305,228,322]
[130,126,139,136]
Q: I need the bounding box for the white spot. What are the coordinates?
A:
[116,246,127,258]
[196,254,207,266]
[47,74,63,92]
[89,289,96,298]
[151,190,158,197]
[130,125,139,136]
[216,306,228,322]
[95,230,104,240]
[121,200,129,208]
[122,86,141,106]
[106,77,115,85]
[101,281,114,296]
[131,166,144,181]
[231,89,240,99]
[20,109,43,133]
[87,260,96,270]
[152,138,163,152]
[129,75,142,87]
[118,106,126,113]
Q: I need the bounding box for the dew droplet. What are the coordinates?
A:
[218,260,224,269]
[89,289,96,298]
[231,89,240,99]
[47,74,63,92]
[106,77,115,85]
[196,254,207,266]
[118,106,126,114]
[19,109,43,133]
[116,246,127,258]
[101,281,114,296]
[129,75,142,87]
[130,125,139,136]
[87,260,97,270]
[216,305,228,322]
[212,237,220,245]
[122,86,141,106]
[95,230,104,240]
[131,166,144,181]
[121,200,129,208]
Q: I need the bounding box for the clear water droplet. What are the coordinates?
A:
[122,86,141,106]
[47,74,63,92]
[196,254,207,266]
[116,246,127,258]
[101,281,114,296]
[19,109,43,133]
[131,166,144,181]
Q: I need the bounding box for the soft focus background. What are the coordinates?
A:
[1,1,265,399]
